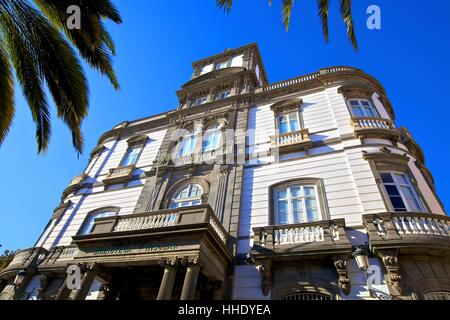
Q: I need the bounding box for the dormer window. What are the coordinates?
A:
[215,60,230,70]
[190,96,207,107]
[216,90,231,100]
[348,99,379,118]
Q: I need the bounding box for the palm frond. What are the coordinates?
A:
[339,0,358,50]
[0,9,51,152]
[216,0,233,13]
[10,0,89,154]
[0,37,15,147]
[281,0,294,32]
[318,0,329,42]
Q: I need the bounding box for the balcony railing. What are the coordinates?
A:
[103,164,136,185]
[262,66,361,92]
[252,219,352,257]
[363,212,450,252]
[159,146,233,167]
[76,204,228,245]
[350,117,399,141]
[0,247,48,277]
[270,129,312,154]
[38,245,79,270]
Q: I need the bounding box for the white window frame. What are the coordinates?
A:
[277,111,301,134]
[169,184,203,209]
[380,171,426,212]
[348,99,379,118]
[274,185,322,225]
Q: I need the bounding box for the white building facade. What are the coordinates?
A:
[1,44,448,301]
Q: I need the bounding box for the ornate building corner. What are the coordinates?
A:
[333,256,351,295]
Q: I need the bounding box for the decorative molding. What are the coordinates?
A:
[255,259,272,297]
[379,250,403,296]
[333,256,351,295]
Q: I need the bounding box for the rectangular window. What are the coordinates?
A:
[278,112,300,134]
[190,96,207,107]
[274,185,321,225]
[348,99,379,118]
[380,172,426,212]
[120,146,142,167]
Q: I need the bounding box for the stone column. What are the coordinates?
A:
[72,264,99,300]
[157,258,179,300]
[36,273,52,300]
[180,257,200,300]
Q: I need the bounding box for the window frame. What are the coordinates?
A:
[380,171,427,213]
[202,123,223,153]
[269,178,330,226]
[77,207,120,236]
[119,144,143,167]
[178,129,198,157]
[190,96,207,107]
[347,98,380,118]
[277,110,302,134]
[214,59,231,71]
[169,184,203,209]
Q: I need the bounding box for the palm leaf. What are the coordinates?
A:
[0,37,15,147]
[339,0,358,50]
[282,0,294,32]
[318,0,329,42]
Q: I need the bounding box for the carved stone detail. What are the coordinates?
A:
[379,250,403,296]
[333,256,351,295]
[181,256,200,267]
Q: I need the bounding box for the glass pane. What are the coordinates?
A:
[289,117,300,132]
[361,100,371,106]
[279,122,289,134]
[305,198,319,222]
[395,173,409,185]
[277,199,288,225]
[190,185,202,197]
[385,185,401,196]
[349,100,360,106]
[303,187,315,197]
[364,107,376,117]
[380,173,394,183]
[292,199,302,224]
[401,186,421,211]
[352,106,364,117]
[390,196,407,211]
[277,189,287,200]
[80,215,95,235]
[290,187,301,198]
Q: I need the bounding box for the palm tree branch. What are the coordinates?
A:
[0,35,15,147]
[339,0,358,50]
[318,0,329,42]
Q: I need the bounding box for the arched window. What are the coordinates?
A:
[169,184,203,209]
[178,129,197,157]
[270,179,329,225]
[79,210,117,235]
[202,123,222,153]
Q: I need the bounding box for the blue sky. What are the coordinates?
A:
[1,0,449,251]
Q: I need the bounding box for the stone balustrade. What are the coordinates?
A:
[0,247,48,278]
[103,164,136,185]
[270,129,311,154]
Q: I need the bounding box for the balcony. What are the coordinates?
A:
[351,117,400,142]
[62,173,87,197]
[270,129,312,154]
[251,219,352,261]
[0,247,48,279]
[38,245,80,272]
[158,146,233,167]
[363,212,450,255]
[102,164,136,185]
